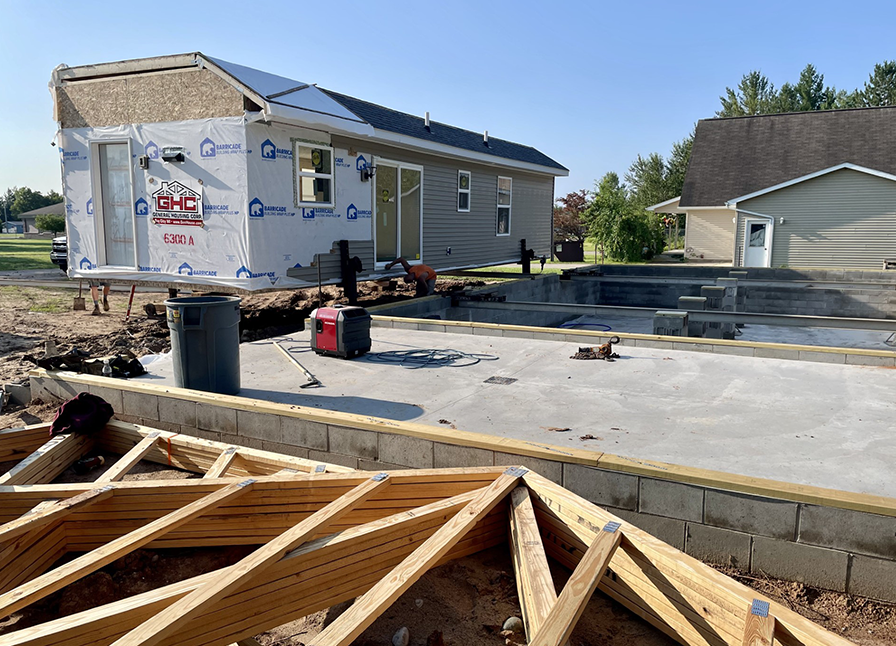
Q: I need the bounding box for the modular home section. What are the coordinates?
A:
[51,53,567,291]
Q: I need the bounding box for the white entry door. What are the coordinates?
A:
[743,219,770,267]
[374,159,423,266]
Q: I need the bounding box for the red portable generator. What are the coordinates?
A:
[309,306,372,358]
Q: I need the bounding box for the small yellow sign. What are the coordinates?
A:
[382,189,390,202]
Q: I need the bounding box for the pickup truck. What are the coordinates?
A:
[50,236,68,272]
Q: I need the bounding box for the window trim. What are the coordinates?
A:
[293,142,336,208]
[457,169,471,212]
[496,175,512,236]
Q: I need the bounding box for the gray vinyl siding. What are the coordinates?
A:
[333,136,554,272]
[684,208,735,261]
[736,169,896,269]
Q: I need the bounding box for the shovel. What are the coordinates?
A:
[73,281,86,311]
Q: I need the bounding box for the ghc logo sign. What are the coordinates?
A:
[153,181,201,214]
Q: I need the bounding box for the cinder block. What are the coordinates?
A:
[113,413,140,424]
[281,417,328,451]
[754,347,800,360]
[752,536,848,592]
[143,419,180,433]
[845,354,896,367]
[261,441,310,459]
[502,329,534,340]
[158,397,197,427]
[563,464,639,511]
[32,378,84,403]
[87,384,124,411]
[391,321,419,331]
[639,478,703,522]
[122,391,159,420]
[417,323,447,334]
[704,490,797,540]
[798,505,896,559]
[798,350,846,364]
[196,403,237,435]
[848,555,896,602]
[433,443,494,468]
[686,523,751,570]
[237,410,282,443]
[608,508,686,550]
[378,433,434,468]
[359,459,408,472]
[494,452,561,484]
[309,450,358,469]
[472,327,503,337]
[327,425,377,460]
[220,434,263,450]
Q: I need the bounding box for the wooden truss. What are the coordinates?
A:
[0,421,856,646]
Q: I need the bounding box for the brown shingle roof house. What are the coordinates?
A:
[650,107,896,269]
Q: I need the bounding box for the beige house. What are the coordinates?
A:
[649,107,896,269]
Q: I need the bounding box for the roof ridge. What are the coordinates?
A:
[702,104,896,123]
[320,88,543,152]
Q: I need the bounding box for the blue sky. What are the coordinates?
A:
[2,0,895,199]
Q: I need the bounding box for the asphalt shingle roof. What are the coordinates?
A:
[681,106,896,206]
[18,202,64,218]
[321,89,567,172]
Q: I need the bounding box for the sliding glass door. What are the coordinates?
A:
[375,160,422,265]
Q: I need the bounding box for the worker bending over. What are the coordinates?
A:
[386,257,437,297]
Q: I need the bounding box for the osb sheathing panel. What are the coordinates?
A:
[57,68,244,128]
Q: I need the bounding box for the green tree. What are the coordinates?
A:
[665,130,694,198]
[625,153,668,212]
[35,213,66,233]
[583,173,663,262]
[717,71,778,117]
[7,186,63,217]
[862,60,896,106]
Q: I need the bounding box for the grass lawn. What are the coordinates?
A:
[0,235,55,271]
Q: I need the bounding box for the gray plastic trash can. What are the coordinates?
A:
[165,296,241,395]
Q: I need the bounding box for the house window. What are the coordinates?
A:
[457,170,471,212]
[294,143,334,206]
[496,176,511,236]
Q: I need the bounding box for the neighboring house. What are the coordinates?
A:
[51,53,567,289]
[17,202,64,236]
[649,107,896,268]
[1,222,23,234]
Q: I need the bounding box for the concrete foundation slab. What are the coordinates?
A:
[134,326,896,499]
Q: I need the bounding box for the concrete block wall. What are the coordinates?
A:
[29,372,896,602]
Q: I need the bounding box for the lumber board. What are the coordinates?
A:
[524,472,856,646]
[0,486,112,544]
[97,433,162,483]
[528,523,622,646]
[0,479,255,618]
[204,447,239,479]
[308,470,522,646]
[113,474,392,646]
[743,601,775,646]
[508,486,557,639]
[0,490,501,646]
[0,423,53,461]
[0,433,92,486]
[0,522,67,594]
